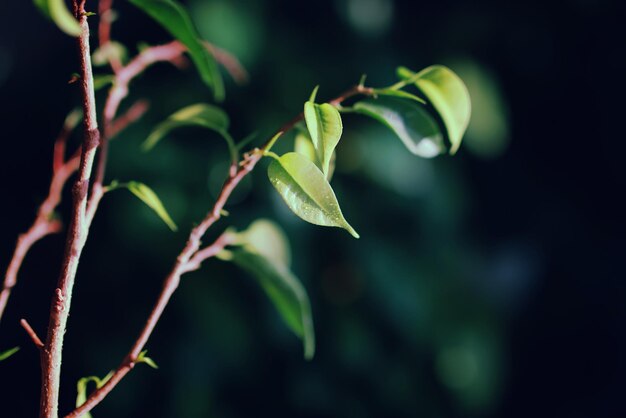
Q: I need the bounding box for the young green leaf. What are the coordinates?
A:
[34,0,82,37]
[372,88,426,104]
[304,101,343,177]
[76,371,114,418]
[108,182,177,231]
[268,152,359,238]
[0,346,19,362]
[136,350,159,369]
[234,219,291,267]
[397,65,471,154]
[142,103,236,161]
[128,0,224,100]
[223,220,314,359]
[92,41,128,67]
[294,132,318,165]
[93,75,115,91]
[353,96,445,158]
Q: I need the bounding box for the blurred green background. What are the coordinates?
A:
[1,0,624,417]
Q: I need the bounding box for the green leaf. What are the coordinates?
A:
[110,181,177,231]
[397,65,471,155]
[294,132,335,181]
[0,346,19,362]
[353,96,445,158]
[373,88,426,104]
[92,41,128,67]
[294,132,318,165]
[128,0,224,100]
[34,0,82,37]
[93,75,115,91]
[224,220,314,359]
[304,101,342,177]
[76,371,114,417]
[142,103,235,161]
[234,219,291,267]
[267,152,359,238]
[136,350,159,369]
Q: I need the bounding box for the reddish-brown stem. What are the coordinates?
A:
[66,84,373,418]
[0,119,80,325]
[98,0,122,73]
[40,5,101,417]
[20,319,44,349]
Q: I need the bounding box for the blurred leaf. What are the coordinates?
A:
[137,350,159,369]
[108,181,178,231]
[93,75,114,91]
[235,219,291,267]
[142,104,235,160]
[34,0,81,37]
[304,101,342,177]
[129,0,224,100]
[353,96,445,158]
[398,65,471,154]
[223,220,314,359]
[92,41,128,67]
[268,152,359,238]
[373,88,426,104]
[0,346,19,362]
[76,371,114,417]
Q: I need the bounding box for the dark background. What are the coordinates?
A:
[1,0,625,417]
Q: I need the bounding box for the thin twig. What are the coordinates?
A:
[20,319,44,349]
[66,84,373,418]
[40,5,101,416]
[0,118,79,325]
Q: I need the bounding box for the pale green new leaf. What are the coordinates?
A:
[0,346,19,362]
[128,0,224,100]
[268,152,359,238]
[92,41,128,67]
[124,182,178,231]
[373,88,426,104]
[76,371,114,418]
[93,75,115,91]
[34,0,82,37]
[137,350,159,369]
[353,96,445,158]
[304,102,342,177]
[397,65,471,154]
[142,103,235,161]
[235,219,291,267]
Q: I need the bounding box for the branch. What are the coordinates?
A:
[65,83,373,418]
[40,6,102,417]
[20,319,44,349]
[0,116,79,325]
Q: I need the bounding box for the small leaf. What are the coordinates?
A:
[235,219,291,267]
[373,88,426,104]
[142,103,235,161]
[294,132,318,165]
[268,152,359,238]
[34,0,82,37]
[397,65,471,154]
[137,350,159,369]
[92,41,128,67]
[226,221,315,359]
[353,96,445,158]
[76,371,113,417]
[0,346,19,362]
[93,75,115,91]
[123,182,178,231]
[294,132,334,181]
[304,101,342,177]
[128,0,224,100]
